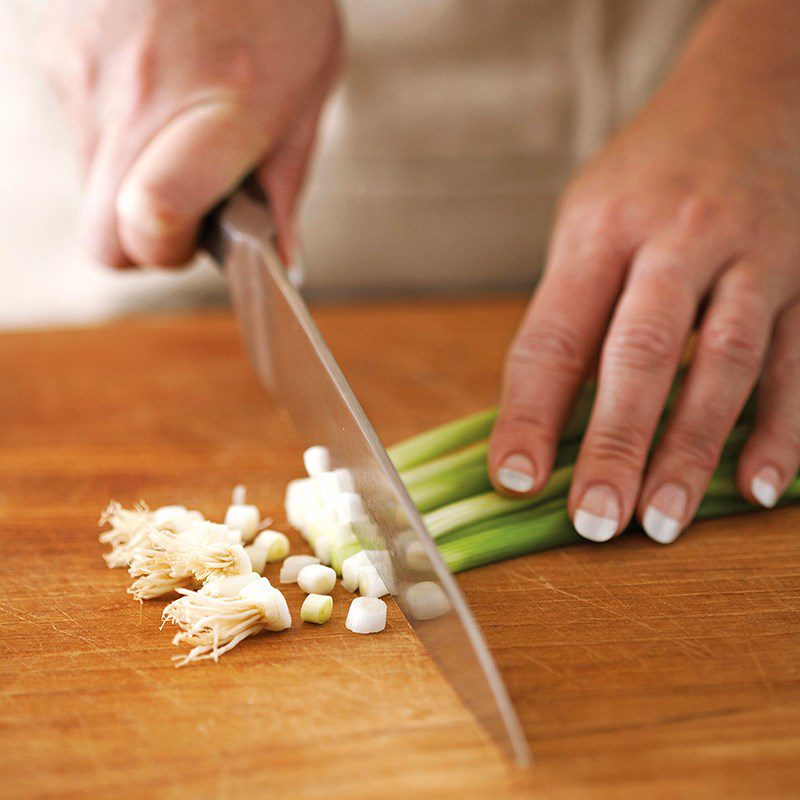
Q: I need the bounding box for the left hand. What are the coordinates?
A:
[488,0,800,544]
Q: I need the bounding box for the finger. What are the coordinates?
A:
[258,85,329,265]
[737,298,800,508]
[568,245,703,542]
[638,264,776,543]
[80,129,136,269]
[488,204,631,497]
[116,101,269,266]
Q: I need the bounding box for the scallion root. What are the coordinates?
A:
[163,577,290,666]
[128,528,251,601]
[98,501,153,568]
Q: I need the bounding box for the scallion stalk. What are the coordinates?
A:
[439,507,578,573]
[423,464,573,538]
[407,463,492,513]
[400,441,488,487]
[388,408,497,471]
[387,376,789,575]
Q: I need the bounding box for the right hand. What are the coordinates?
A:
[39,0,342,268]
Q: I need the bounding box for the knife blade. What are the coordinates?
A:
[205,189,530,765]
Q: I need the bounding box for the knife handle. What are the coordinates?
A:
[198,177,267,265]
[199,179,304,287]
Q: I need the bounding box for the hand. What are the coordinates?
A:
[39,0,341,267]
[489,0,800,544]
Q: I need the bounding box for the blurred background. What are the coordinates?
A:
[1,0,705,330]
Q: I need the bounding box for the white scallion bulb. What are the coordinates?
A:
[185,521,242,546]
[252,530,290,562]
[332,468,355,494]
[231,484,247,505]
[404,540,433,573]
[229,544,254,576]
[404,581,451,620]
[163,510,205,534]
[316,468,355,506]
[358,564,389,598]
[341,550,370,593]
[345,596,386,634]
[238,579,292,631]
[201,572,260,598]
[224,503,261,543]
[272,589,292,630]
[244,544,268,575]
[152,505,187,527]
[279,555,321,584]
[330,521,358,548]
[303,446,330,477]
[313,534,332,565]
[305,505,338,546]
[301,593,333,624]
[285,477,318,534]
[297,563,337,595]
[335,492,365,525]
[315,472,340,505]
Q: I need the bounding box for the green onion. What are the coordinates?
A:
[439,507,578,573]
[331,541,362,576]
[407,463,492,513]
[389,375,795,575]
[388,408,497,471]
[423,465,573,538]
[400,441,488,487]
[301,593,333,624]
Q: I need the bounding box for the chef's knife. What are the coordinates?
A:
[204,189,531,766]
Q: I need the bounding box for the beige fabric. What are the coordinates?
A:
[301,0,709,295]
[1,0,708,328]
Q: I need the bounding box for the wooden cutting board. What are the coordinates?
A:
[1,296,798,800]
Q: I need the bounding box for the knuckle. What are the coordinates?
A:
[509,321,584,376]
[217,45,259,97]
[663,427,722,474]
[702,319,763,372]
[674,195,725,238]
[560,193,624,243]
[497,407,559,448]
[584,422,650,471]
[605,317,678,373]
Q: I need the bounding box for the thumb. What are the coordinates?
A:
[116,101,268,266]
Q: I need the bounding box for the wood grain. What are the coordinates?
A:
[1,296,798,800]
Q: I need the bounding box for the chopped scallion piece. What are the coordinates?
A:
[301,593,333,624]
[279,555,321,584]
[345,596,387,634]
[252,529,290,562]
[297,563,337,595]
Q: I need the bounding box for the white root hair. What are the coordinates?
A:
[163,583,288,666]
[163,593,269,667]
[99,501,152,568]
[128,529,250,601]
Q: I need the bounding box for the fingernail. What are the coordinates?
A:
[643,482,687,545]
[574,484,620,542]
[752,465,780,508]
[117,180,177,239]
[497,454,536,494]
[287,250,305,288]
